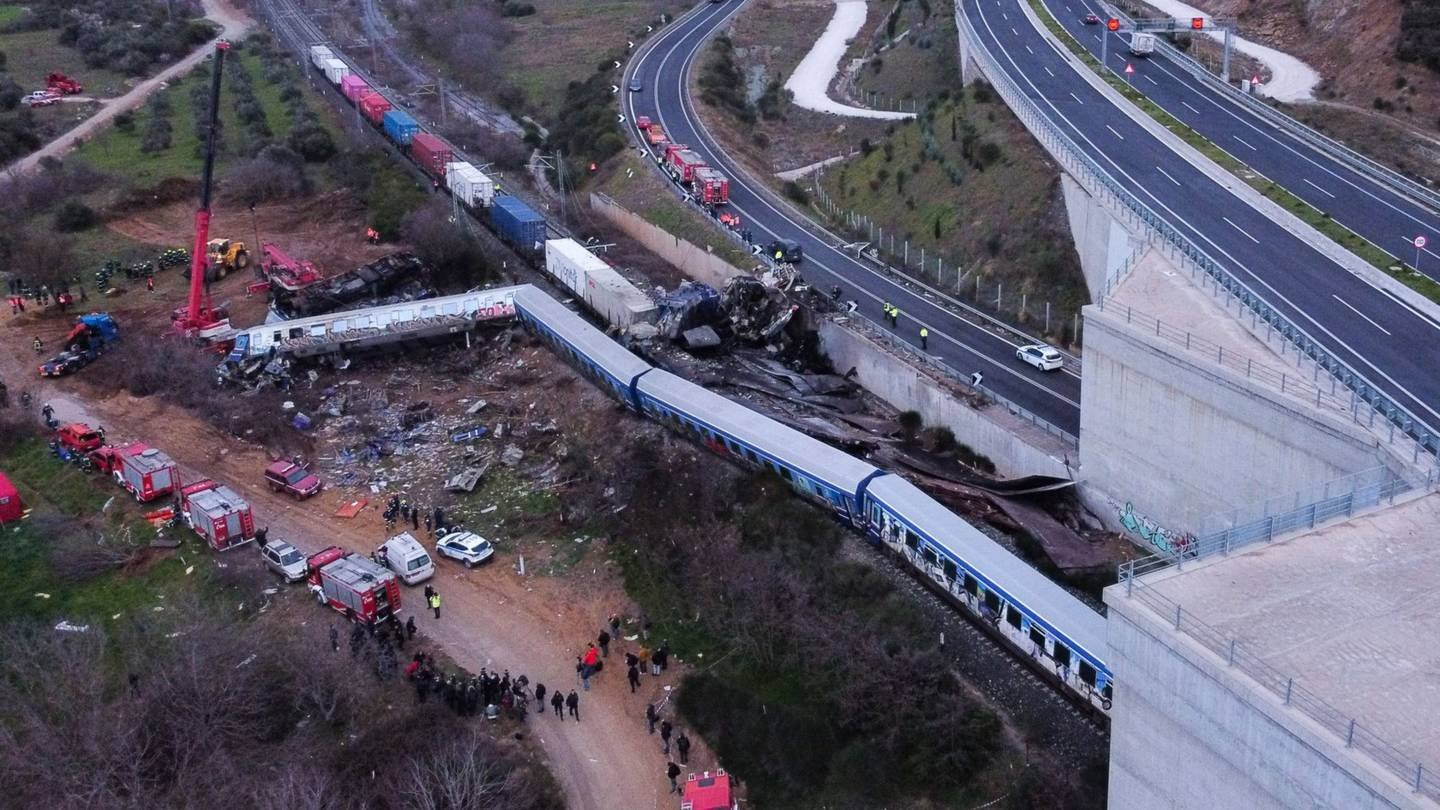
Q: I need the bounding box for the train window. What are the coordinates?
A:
[983,590,1001,614]
[726,439,740,454]
[921,546,937,566]
[1053,644,1071,668]
[1102,683,1113,700]
[870,504,881,524]
[1078,661,1096,686]
[963,574,979,596]
[903,529,919,550]
[1029,627,1046,649]
[941,559,957,580]
[746,449,759,464]
[779,466,793,482]
[1006,606,1022,629]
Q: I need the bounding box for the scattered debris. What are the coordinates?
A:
[54,620,89,633]
[500,445,524,467]
[445,465,489,493]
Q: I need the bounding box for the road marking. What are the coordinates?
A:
[1025,44,1034,54]
[1380,288,1440,333]
[1069,92,1084,105]
[1233,134,1257,151]
[1044,66,1055,77]
[1302,178,1335,198]
[1143,74,1158,86]
[1332,295,1392,336]
[1105,124,1124,140]
[1093,34,1101,43]
[1002,11,1008,19]
[1156,166,1181,186]
[1222,216,1260,244]
[1012,26,1019,36]
[1181,101,1200,114]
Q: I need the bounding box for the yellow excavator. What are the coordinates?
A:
[206,238,250,279]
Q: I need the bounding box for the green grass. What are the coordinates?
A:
[1026,0,1440,307]
[0,5,25,27]
[854,0,959,106]
[0,27,132,96]
[0,439,192,626]
[595,151,754,268]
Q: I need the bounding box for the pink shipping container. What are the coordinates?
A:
[409,133,453,181]
[341,74,370,103]
[359,92,392,126]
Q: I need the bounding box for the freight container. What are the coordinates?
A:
[382,109,421,146]
[646,124,668,147]
[693,167,730,205]
[666,146,707,184]
[117,447,179,502]
[185,484,256,551]
[490,196,546,252]
[323,57,350,85]
[359,92,392,125]
[309,45,334,71]
[340,74,370,103]
[445,161,495,208]
[544,239,657,329]
[409,133,453,181]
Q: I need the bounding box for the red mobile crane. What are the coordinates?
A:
[173,41,233,339]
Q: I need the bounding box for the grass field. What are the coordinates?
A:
[594,150,754,268]
[0,27,133,97]
[853,0,960,108]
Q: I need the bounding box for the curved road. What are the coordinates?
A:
[625,1,1085,436]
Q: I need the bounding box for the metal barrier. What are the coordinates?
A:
[1118,565,1440,801]
[1101,2,1440,216]
[955,2,1440,461]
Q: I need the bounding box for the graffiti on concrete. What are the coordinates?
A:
[1118,502,1195,556]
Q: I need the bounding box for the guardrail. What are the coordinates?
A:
[1118,556,1440,801]
[1100,2,1440,217]
[955,2,1440,461]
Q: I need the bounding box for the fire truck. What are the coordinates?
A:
[692,167,730,205]
[665,144,707,184]
[307,545,402,625]
[680,770,737,810]
[114,446,179,502]
[180,479,255,551]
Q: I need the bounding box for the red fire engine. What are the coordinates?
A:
[307,545,402,625]
[665,144,708,184]
[180,479,255,551]
[115,446,179,502]
[692,167,730,205]
[680,770,737,810]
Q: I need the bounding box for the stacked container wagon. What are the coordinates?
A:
[303,43,548,256]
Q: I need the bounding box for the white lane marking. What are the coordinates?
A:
[1156,166,1181,186]
[1234,135,1257,151]
[1143,74,1158,86]
[1302,178,1335,199]
[1332,295,1393,336]
[1380,288,1440,333]
[1044,66,1055,77]
[1093,34,1101,43]
[1181,101,1200,115]
[1069,92,1084,105]
[1106,124,1124,140]
[1221,216,1260,244]
[1002,11,1008,19]
[1012,26,1019,36]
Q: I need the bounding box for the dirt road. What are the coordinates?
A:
[3,341,703,810]
[3,0,254,176]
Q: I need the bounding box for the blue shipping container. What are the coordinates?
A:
[490,196,546,251]
[382,109,420,146]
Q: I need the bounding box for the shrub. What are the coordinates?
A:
[897,410,923,444]
[781,181,809,206]
[53,200,98,232]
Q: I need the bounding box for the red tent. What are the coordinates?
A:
[0,472,23,522]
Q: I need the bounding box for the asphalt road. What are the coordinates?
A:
[962,0,1440,440]
[1049,0,1440,285]
[624,0,1086,437]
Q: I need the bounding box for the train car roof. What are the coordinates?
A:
[513,286,652,384]
[866,474,1109,668]
[637,369,878,493]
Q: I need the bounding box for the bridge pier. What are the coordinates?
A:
[1060,173,1145,302]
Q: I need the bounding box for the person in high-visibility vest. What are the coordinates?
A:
[920,326,929,351]
[428,591,441,620]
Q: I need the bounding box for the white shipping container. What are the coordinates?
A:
[323,58,350,85]
[545,238,608,298]
[445,161,496,208]
[583,267,658,329]
[309,46,334,71]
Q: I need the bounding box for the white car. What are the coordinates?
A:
[260,539,308,582]
[436,531,496,568]
[23,90,58,107]
[1016,344,1064,371]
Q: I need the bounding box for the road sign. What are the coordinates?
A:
[1415,235,1428,249]
[1107,18,1120,31]
[1124,64,1135,75]
[1191,17,1204,29]
[1416,235,1428,272]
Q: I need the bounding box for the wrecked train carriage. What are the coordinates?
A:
[273,252,433,320]
[512,285,653,409]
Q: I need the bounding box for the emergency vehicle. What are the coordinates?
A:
[307,545,402,625]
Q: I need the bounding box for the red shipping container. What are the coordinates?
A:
[693,167,730,205]
[410,133,453,181]
[359,92,391,125]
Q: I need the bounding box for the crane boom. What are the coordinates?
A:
[176,40,232,337]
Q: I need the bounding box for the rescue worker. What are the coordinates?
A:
[566,690,580,721]
[676,731,691,765]
[428,590,441,620]
[32,336,42,355]
[406,615,417,640]
[667,762,682,794]
[920,326,929,351]
[551,689,565,719]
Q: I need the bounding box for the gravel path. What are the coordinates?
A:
[784,0,915,120]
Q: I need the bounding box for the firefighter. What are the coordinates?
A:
[32,336,42,355]
[920,326,929,351]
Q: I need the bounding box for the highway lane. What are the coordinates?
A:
[964,0,1440,438]
[624,0,1085,436]
[1046,0,1440,285]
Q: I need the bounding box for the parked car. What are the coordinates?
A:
[1016,343,1065,371]
[38,350,92,377]
[635,115,652,130]
[23,90,59,107]
[263,460,322,499]
[435,531,495,568]
[377,532,435,584]
[260,540,308,582]
[1082,13,1101,24]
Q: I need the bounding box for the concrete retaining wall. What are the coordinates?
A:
[1061,173,1143,302]
[1105,594,1418,810]
[1079,305,1394,533]
[588,193,744,289]
[818,319,1072,478]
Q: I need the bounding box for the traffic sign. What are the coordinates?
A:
[1252,74,1261,84]
[1415,235,1428,249]
[1191,17,1204,30]
[1107,18,1120,31]
[1124,63,1135,75]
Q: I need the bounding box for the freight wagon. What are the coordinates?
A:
[116,447,179,502]
[323,57,350,85]
[359,92,391,125]
[382,109,421,146]
[445,162,495,208]
[340,74,370,103]
[309,45,334,71]
[692,167,730,205]
[490,196,547,253]
[410,133,453,182]
[544,239,657,329]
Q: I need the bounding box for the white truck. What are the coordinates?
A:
[1128,32,1156,57]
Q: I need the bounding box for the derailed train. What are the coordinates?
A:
[511,286,1114,715]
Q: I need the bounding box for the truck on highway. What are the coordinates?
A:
[1128,32,1156,57]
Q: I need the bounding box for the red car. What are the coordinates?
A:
[636,115,652,131]
[56,422,104,454]
[264,460,322,499]
[1082,13,1101,24]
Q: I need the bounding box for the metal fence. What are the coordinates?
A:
[1101,2,1440,216]
[955,2,1440,461]
[1119,565,1440,801]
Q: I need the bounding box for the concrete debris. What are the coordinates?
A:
[501,445,524,467]
[466,398,489,415]
[682,326,722,349]
[445,465,489,493]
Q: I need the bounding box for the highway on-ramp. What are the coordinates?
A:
[624,0,1085,438]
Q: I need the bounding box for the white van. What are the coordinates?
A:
[377,532,435,585]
